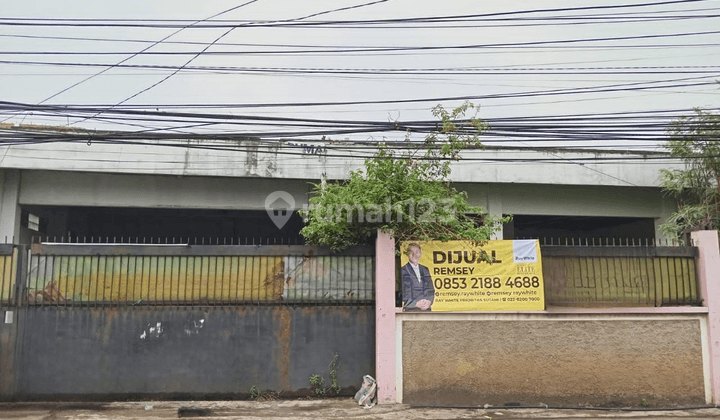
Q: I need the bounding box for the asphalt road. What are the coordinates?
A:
[2,399,720,420]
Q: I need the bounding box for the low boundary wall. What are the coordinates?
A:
[374,231,720,406]
[398,312,708,406]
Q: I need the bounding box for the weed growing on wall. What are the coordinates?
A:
[308,353,342,397]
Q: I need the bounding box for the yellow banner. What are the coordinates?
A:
[400,240,545,311]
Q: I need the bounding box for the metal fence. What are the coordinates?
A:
[3,237,705,308]
[23,243,375,307]
[0,244,19,304]
[541,243,699,307]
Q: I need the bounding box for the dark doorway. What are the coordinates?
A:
[505,215,656,242]
[22,206,306,243]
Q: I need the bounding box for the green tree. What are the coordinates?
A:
[300,102,510,251]
[659,109,720,239]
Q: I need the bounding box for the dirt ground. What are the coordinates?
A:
[1,399,720,420]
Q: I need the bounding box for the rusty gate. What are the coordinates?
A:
[0,241,376,400]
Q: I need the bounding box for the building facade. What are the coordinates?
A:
[0,130,680,244]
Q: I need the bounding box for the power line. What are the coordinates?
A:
[77,0,392,125]
[0,0,711,28]
[0,0,267,127]
[3,30,719,57]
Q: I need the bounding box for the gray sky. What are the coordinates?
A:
[1,0,719,149]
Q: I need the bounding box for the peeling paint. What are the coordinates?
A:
[244,141,259,177]
[276,308,292,390]
[283,256,373,301]
[140,322,164,340]
[26,254,375,304]
[8,306,374,398]
[184,319,204,336]
[27,255,285,303]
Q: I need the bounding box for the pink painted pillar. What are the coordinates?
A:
[692,230,720,404]
[375,230,397,403]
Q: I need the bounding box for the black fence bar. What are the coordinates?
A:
[540,244,700,307]
[540,246,698,258]
[23,246,375,308]
[9,238,706,309]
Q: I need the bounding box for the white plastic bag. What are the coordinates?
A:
[353,375,377,408]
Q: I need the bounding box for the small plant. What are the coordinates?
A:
[641,397,649,408]
[249,386,281,401]
[308,374,326,396]
[328,353,341,395]
[308,353,342,397]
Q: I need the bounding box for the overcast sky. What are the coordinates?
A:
[1,0,719,149]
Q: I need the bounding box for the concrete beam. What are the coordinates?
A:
[0,140,681,188]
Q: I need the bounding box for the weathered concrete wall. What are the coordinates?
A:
[460,183,674,219]
[0,169,21,242]
[0,139,680,187]
[401,315,705,406]
[18,170,313,210]
[17,170,670,220]
[6,306,374,400]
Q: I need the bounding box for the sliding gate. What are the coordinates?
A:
[2,242,375,400]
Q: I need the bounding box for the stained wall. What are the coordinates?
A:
[401,314,706,406]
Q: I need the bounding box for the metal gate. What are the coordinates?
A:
[1,241,376,400]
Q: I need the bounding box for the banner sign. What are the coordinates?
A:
[400,240,545,312]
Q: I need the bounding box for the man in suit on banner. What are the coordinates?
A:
[402,243,434,311]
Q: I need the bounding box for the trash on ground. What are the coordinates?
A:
[354,374,377,409]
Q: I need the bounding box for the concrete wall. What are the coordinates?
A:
[12,170,675,241]
[18,170,313,210]
[0,170,21,242]
[460,183,674,219]
[399,313,707,407]
[4,306,374,400]
[0,139,680,188]
[16,170,671,220]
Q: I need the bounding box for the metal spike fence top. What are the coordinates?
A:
[537,237,685,247]
[30,236,306,246]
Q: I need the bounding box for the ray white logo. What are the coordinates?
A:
[513,240,538,263]
[265,191,295,229]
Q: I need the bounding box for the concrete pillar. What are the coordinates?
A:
[375,230,396,403]
[487,185,503,240]
[692,230,720,404]
[654,195,677,242]
[0,170,21,243]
